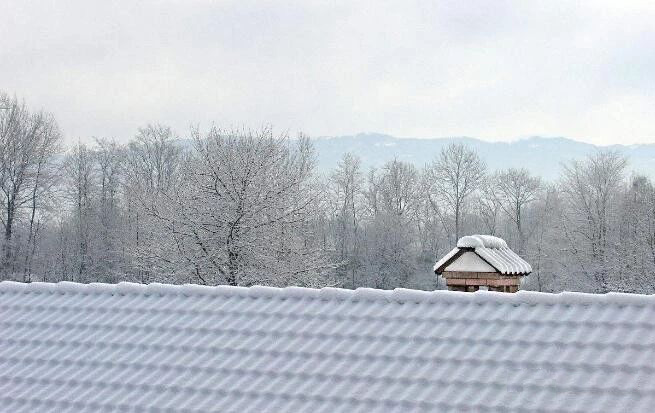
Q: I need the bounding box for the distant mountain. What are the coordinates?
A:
[311,133,655,180]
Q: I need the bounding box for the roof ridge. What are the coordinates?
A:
[2,281,654,306]
[457,234,508,249]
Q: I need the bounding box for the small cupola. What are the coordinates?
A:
[434,235,531,292]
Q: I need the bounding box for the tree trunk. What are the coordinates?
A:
[3,202,14,275]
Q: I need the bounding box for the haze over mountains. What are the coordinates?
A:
[312,134,655,180]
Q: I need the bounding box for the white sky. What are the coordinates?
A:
[2,1,655,145]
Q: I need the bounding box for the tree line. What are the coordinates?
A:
[2,92,654,293]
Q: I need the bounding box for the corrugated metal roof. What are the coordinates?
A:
[1,281,654,412]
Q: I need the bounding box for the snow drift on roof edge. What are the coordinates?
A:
[1,281,654,306]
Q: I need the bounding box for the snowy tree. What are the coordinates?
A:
[426,143,485,242]
[0,92,61,279]
[493,168,542,254]
[560,151,627,292]
[521,185,561,292]
[327,153,364,288]
[124,124,185,283]
[364,160,420,288]
[173,127,330,287]
[613,175,655,293]
[476,177,502,236]
[94,138,125,281]
[63,143,96,282]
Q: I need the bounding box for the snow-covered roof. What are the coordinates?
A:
[2,281,655,412]
[434,234,532,275]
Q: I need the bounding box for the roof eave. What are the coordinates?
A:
[434,247,472,274]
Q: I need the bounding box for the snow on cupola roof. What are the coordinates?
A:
[457,234,507,249]
[434,234,532,276]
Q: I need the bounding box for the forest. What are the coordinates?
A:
[2,92,654,294]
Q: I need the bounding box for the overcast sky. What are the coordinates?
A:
[2,1,654,145]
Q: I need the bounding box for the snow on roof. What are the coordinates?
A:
[2,281,655,412]
[434,234,532,275]
[433,247,460,272]
[457,234,508,249]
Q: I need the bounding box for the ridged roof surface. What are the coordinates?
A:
[2,281,655,412]
[434,235,533,274]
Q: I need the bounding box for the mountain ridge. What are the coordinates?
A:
[311,133,655,180]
